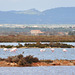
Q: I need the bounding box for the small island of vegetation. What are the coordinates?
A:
[0,54,75,67]
[0,42,74,48]
[25,42,74,48]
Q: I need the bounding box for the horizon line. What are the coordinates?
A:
[0,6,75,12]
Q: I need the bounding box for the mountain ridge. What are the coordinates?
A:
[0,7,75,24]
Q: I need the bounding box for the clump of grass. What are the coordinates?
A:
[5,54,39,66]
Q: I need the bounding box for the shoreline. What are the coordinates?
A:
[0,42,74,48]
[0,46,75,49]
[0,54,75,67]
[0,60,75,67]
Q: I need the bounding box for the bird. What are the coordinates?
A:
[63,49,67,52]
[40,49,46,52]
[51,48,55,52]
[3,48,9,52]
[10,48,17,52]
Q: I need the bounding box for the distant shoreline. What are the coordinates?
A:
[0,46,75,49]
[0,35,75,42]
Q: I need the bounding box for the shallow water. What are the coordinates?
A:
[0,43,75,75]
[0,48,75,60]
[0,66,75,75]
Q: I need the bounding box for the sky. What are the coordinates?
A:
[0,0,75,11]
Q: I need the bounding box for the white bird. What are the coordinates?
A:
[3,48,9,51]
[40,49,46,52]
[51,48,55,52]
[63,49,67,52]
[10,48,17,52]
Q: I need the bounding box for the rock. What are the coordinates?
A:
[68,63,74,66]
[7,63,10,65]
[10,63,17,66]
[52,62,60,66]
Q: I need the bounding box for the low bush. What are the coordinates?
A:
[24,55,39,64]
[0,58,5,61]
[5,54,39,66]
[6,57,13,62]
[12,56,19,63]
[32,57,39,63]
[17,54,23,59]
[17,58,30,66]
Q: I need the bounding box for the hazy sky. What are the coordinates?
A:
[0,0,75,11]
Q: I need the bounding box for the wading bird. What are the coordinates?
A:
[63,49,67,52]
[51,48,55,52]
[40,49,46,52]
[3,48,9,52]
[10,48,17,52]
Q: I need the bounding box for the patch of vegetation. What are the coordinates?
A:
[0,45,13,48]
[40,60,53,64]
[0,44,23,48]
[17,58,30,66]
[5,54,39,66]
[0,35,75,42]
[25,42,74,48]
[24,55,39,64]
[0,41,74,48]
[0,58,5,61]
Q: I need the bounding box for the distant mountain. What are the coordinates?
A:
[7,8,40,14]
[0,7,75,24]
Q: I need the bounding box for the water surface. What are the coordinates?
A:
[0,48,75,60]
[0,66,75,75]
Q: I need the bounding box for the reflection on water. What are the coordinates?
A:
[0,48,75,60]
[0,66,75,75]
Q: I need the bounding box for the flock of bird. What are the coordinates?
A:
[40,48,67,52]
[3,48,17,52]
[3,48,67,53]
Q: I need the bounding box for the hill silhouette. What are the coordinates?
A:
[0,7,75,24]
